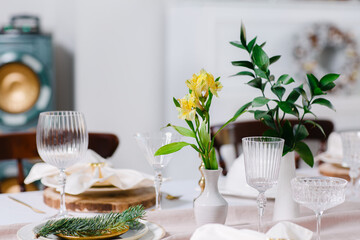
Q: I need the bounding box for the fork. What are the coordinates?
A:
[8,196,46,214]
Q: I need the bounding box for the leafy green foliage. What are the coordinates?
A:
[35,205,145,238]
[230,23,338,167]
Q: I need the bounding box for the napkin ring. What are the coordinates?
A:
[90,162,106,178]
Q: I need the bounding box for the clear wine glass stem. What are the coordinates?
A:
[349,166,359,196]
[58,168,67,216]
[154,168,163,210]
[256,191,267,232]
[315,211,323,240]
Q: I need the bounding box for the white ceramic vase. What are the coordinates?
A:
[273,151,300,220]
[194,168,228,226]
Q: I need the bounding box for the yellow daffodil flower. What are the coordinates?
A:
[177,93,196,121]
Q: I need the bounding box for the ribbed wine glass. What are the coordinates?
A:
[291,176,347,240]
[134,131,180,210]
[242,136,284,232]
[36,111,88,218]
[340,131,360,201]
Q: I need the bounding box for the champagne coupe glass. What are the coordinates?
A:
[134,131,180,210]
[291,176,347,240]
[340,131,360,201]
[36,111,88,218]
[242,136,284,232]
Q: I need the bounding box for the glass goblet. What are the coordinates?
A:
[36,111,88,218]
[134,131,180,210]
[291,176,347,240]
[242,136,284,232]
[340,131,360,201]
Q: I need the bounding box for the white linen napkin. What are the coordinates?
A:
[24,149,154,195]
[314,132,342,164]
[190,221,313,240]
[224,154,277,198]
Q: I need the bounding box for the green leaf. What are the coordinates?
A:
[167,124,195,138]
[254,68,267,78]
[295,141,314,167]
[205,90,213,111]
[173,97,180,108]
[196,108,205,119]
[282,120,295,152]
[215,77,220,82]
[185,120,195,132]
[278,74,295,85]
[195,115,200,128]
[293,86,308,101]
[286,89,300,104]
[320,82,336,91]
[307,74,323,96]
[283,145,292,156]
[233,101,252,120]
[269,55,281,65]
[209,148,218,170]
[252,97,270,107]
[231,61,254,70]
[154,142,190,156]
[229,41,246,50]
[260,42,266,48]
[304,120,325,137]
[240,22,247,48]
[261,114,276,130]
[278,101,299,117]
[199,121,210,150]
[247,78,262,89]
[189,144,201,153]
[271,85,285,100]
[252,45,270,72]
[233,71,255,78]
[263,128,280,137]
[294,124,309,142]
[312,98,335,110]
[320,73,339,87]
[254,110,268,120]
[247,36,257,52]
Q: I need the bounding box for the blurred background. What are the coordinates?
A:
[0,0,359,186]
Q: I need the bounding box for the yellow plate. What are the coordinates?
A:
[56,226,129,240]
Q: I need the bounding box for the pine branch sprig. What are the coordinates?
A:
[35,205,145,238]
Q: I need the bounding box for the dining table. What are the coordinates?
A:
[1,168,360,240]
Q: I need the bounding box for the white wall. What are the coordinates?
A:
[75,0,165,174]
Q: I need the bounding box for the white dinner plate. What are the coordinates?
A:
[17,220,165,240]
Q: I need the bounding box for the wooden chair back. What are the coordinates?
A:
[210,119,334,175]
[0,132,119,192]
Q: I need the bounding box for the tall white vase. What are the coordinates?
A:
[273,151,300,220]
[194,168,228,226]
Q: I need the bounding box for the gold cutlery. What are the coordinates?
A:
[8,196,46,214]
[165,193,181,200]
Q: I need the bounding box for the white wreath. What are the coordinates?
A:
[294,23,360,94]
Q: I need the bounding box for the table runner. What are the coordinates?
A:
[2,203,360,240]
[146,203,360,240]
